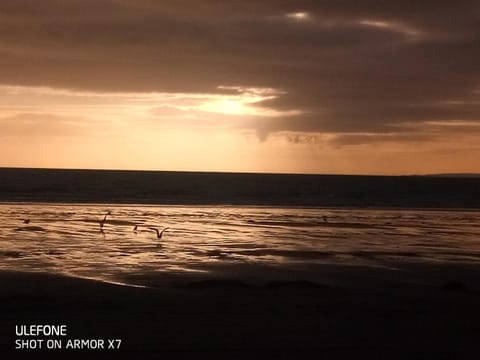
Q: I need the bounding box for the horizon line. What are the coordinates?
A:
[1,166,479,178]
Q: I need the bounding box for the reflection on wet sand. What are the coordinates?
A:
[0,204,480,285]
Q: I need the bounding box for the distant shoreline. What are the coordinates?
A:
[1,201,480,212]
[1,166,479,178]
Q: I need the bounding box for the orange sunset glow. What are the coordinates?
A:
[1,1,479,175]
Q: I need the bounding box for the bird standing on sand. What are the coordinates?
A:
[99,211,111,233]
[99,211,111,229]
[99,214,107,229]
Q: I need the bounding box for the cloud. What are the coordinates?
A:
[0,0,479,143]
[280,119,480,148]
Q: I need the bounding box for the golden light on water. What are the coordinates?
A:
[2,203,480,285]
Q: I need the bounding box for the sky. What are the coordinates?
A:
[1,0,480,175]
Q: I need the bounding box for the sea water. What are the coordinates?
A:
[1,203,479,286]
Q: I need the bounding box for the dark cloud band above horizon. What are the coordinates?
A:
[1,0,479,138]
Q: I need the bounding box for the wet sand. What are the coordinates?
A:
[2,262,480,358]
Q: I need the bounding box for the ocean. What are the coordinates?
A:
[1,168,480,286]
[1,167,480,207]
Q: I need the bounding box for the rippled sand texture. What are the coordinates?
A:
[1,204,480,285]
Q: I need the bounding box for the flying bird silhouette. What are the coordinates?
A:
[149,227,169,240]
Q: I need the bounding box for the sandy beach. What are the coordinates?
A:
[2,261,480,358]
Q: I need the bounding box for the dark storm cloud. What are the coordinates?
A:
[1,0,479,137]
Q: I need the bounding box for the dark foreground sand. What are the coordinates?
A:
[2,262,480,359]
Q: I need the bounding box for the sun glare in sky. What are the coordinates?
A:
[1,2,479,174]
[201,100,250,116]
[286,12,311,21]
[1,82,479,175]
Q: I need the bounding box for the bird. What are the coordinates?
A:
[99,215,107,229]
[149,227,169,240]
[99,211,111,229]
